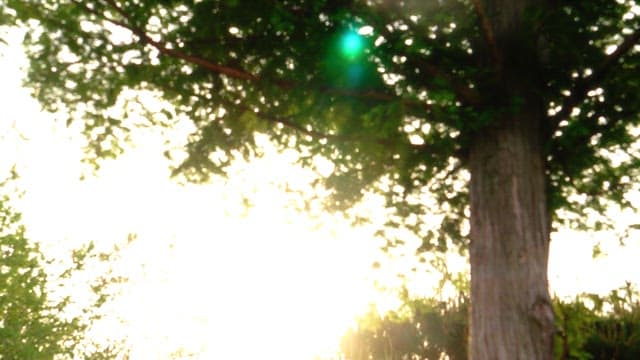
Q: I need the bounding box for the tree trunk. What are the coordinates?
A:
[467,1,555,358]
[468,101,555,359]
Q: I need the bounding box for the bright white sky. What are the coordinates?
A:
[1,27,639,359]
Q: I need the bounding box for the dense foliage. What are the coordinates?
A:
[342,284,640,360]
[342,293,468,360]
[1,1,637,249]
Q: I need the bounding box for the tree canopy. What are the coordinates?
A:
[3,0,640,358]
[342,283,640,360]
[2,1,638,243]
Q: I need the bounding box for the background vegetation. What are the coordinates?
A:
[341,282,640,360]
[0,176,126,359]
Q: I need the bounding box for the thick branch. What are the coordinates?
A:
[597,29,640,79]
[549,28,640,128]
[98,0,258,81]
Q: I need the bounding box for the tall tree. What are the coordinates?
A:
[4,0,640,358]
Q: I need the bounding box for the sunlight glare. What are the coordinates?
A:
[9,113,381,358]
[0,32,381,356]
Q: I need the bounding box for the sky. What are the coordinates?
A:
[0,27,396,359]
[1,26,640,359]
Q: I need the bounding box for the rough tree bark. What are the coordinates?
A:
[469,101,555,359]
[467,0,556,358]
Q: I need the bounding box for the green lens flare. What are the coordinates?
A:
[340,31,365,59]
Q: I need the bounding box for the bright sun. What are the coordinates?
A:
[0,27,389,358]
[3,100,383,359]
[15,127,384,359]
[107,145,383,359]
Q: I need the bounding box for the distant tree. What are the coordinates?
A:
[556,283,640,360]
[4,1,640,358]
[343,284,640,360]
[341,294,468,360]
[0,190,125,359]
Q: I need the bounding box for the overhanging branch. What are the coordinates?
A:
[98,0,258,81]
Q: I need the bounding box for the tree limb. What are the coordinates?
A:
[549,28,640,129]
[97,0,258,81]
